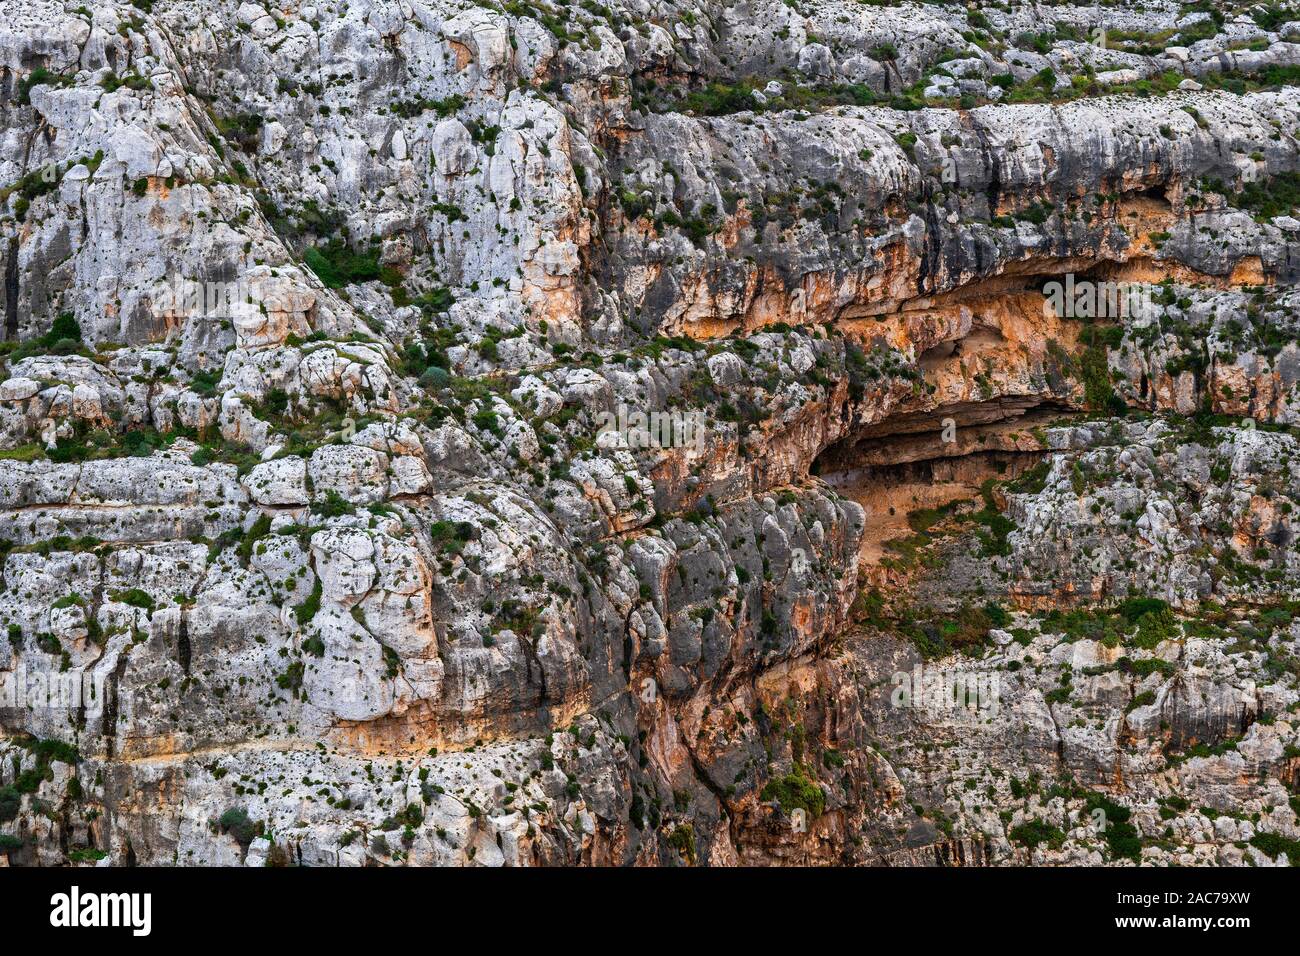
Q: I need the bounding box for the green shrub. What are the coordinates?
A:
[304,241,381,289]
[1083,792,1142,861]
[28,738,79,765]
[4,312,84,362]
[218,807,261,845]
[972,508,1015,556]
[111,588,155,611]
[1131,609,1179,649]
[237,513,272,562]
[1010,818,1065,850]
[667,824,697,863]
[678,81,759,116]
[275,661,304,691]
[983,601,1011,628]
[17,67,72,105]
[760,766,825,817]
[121,429,165,457]
[189,368,222,396]
[312,490,354,517]
[1116,597,1170,623]
[0,785,20,823]
[294,578,323,625]
[1235,171,1300,221]
[412,287,456,315]
[419,366,451,390]
[1250,831,1300,864]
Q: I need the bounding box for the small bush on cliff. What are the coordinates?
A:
[312,490,354,518]
[1082,792,1142,861]
[983,602,1011,628]
[1130,609,1178,649]
[237,513,273,563]
[275,661,304,692]
[25,738,79,765]
[0,785,21,823]
[294,578,322,626]
[218,807,262,846]
[1005,459,1051,495]
[1251,832,1300,864]
[304,240,381,289]
[972,507,1015,556]
[1116,597,1170,623]
[3,312,85,363]
[111,588,155,611]
[667,824,697,864]
[1010,818,1066,851]
[761,766,826,818]
[1235,171,1300,221]
[1079,343,1125,415]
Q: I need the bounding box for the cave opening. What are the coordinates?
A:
[812,401,1069,568]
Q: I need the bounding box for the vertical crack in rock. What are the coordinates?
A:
[177,608,191,676]
[3,235,17,341]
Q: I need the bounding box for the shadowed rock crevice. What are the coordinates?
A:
[813,400,1060,572]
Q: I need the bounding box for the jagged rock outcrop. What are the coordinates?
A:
[2,0,1300,868]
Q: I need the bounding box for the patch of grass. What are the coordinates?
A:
[111,588,155,611]
[312,490,355,517]
[0,785,20,823]
[0,444,46,462]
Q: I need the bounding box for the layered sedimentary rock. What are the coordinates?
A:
[2,0,1300,867]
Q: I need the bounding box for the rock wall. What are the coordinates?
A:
[2,0,1300,867]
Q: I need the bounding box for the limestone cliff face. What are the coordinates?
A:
[2,0,1300,867]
